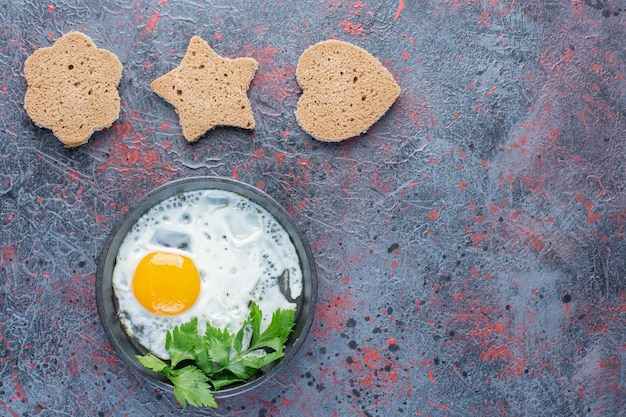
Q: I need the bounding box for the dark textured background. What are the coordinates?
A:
[1,1,625,416]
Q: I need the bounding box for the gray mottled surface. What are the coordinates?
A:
[1,0,625,416]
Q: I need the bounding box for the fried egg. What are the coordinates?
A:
[112,189,303,359]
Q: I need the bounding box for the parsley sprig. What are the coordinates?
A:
[137,302,296,409]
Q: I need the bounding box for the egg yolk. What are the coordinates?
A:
[132,252,201,316]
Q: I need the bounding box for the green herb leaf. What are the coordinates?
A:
[204,323,234,367]
[251,308,295,352]
[166,318,202,368]
[223,359,258,380]
[136,302,296,409]
[168,365,217,409]
[248,302,263,344]
[208,373,247,391]
[241,349,285,370]
[136,353,169,373]
[193,341,212,375]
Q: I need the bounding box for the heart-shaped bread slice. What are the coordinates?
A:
[295,40,400,142]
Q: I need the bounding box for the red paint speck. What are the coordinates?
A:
[548,127,561,141]
[253,148,265,160]
[159,121,170,131]
[477,12,492,27]
[471,233,486,245]
[590,63,602,74]
[2,245,16,261]
[394,0,405,20]
[574,194,584,202]
[114,122,132,139]
[391,261,398,270]
[274,152,288,166]
[245,44,279,66]
[144,12,160,34]
[427,209,439,221]
[340,21,364,35]
[458,181,468,190]
[587,213,602,223]
[312,288,359,341]
[470,268,479,276]
[231,165,242,179]
[563,48,574,62]
[489,204,499,214]
[11,370,28,402]
[48,5,54,13]
[401,50,410,60]
[573,155,581,163]
[214,33,223,41]
[252,65,295,104]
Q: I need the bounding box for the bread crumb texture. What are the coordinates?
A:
[295,40,400,142]
[150,36,258,142]
[24,32,122,147]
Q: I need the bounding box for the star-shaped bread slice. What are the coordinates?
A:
[24,32,122,147]
[151,36,258,142]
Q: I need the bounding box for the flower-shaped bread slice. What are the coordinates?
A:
[150,36,258,142]
[24,32,122,147]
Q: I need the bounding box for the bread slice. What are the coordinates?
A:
[295,40,400,142]
[150,36,258,142]
[24,32,122,147]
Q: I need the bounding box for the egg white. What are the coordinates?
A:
[112,189,303,359]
